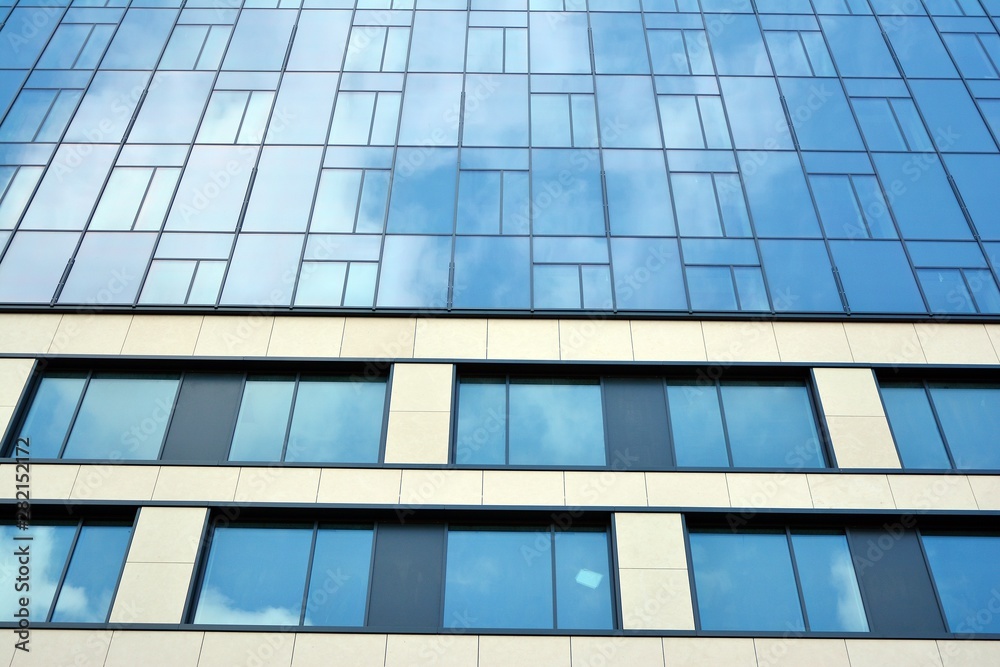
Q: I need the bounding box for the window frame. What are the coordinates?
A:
[450,365,832,472]
[1,359,392,467]
[877,371,1000,472]
[684,513,1000,639]
[0,507,137,627]
[183,509,619,634]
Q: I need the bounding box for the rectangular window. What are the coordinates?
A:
[689,518,1000,638]
[453,373,827,470]
[190,519,615,631]
[0,519,133,623]
[880,380,1000,470]
[689,528,868,632]
[7,369,388,465]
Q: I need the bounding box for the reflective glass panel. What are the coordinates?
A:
[304,527,374,627]
[790,532,868,632]
[508,380,605,466]
[690,531,805,631]
[50,525,132,623]
[923,535,1000,634]
[194,526,312,625]
[720,382,823,468]
[444,530,553,629]
[16,375,86,458]
[284,378,387,463]
[61,375,180,460]
[228,378,295,462]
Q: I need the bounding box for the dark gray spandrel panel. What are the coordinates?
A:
[161,374,243,462]
[604,378,672,470]
[848,528,946,636]
[368,525,445,630]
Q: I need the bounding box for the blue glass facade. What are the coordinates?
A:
[2,0,1000,314]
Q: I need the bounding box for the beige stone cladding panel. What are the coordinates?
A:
[233,467,320,503]
[888,474,979,511]
[813,367,901,469]
[198,632,296,667]
[0,313,61,353]
[105,631,205,667]
[630,321,707,362]
[559,319,634,361]
[938,640,1000,667]
[482,470,565,505]
[570,636,666,667]
[616,513,694,631]
[486,319,559,360]
[48,314,133,355]
[341,317,416,358]
[808,474,896,510]
[194,315,274,357]
[772,322,853,363]
[152,466,240,502]
[110,507,207,624]
[121,315,203,356]
[754,638,851,667]
[291,634,387,667]
[317,468,402,504]
[844,323,926,365]
[845,639,944,667]
[266,316,345,357]
[645,472,731,508]
[479,636,571,667]
[701,321,780,362]
[383,363,454,465]
[414,318,488,359]
[9,629,113,667]
[0,359,34,432]
[0,463,80,499]
[384,634,479,667]
[915,323,999,364]
[661,637,757,667]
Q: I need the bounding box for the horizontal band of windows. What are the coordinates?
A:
[877,376,1000,470]
[4,368,388,464]
[454,372,830,470]
[686,515,1000,637]
[187,516,616,632]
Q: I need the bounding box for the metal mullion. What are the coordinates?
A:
[958,268,983,313]
[846,174,876,239]
[913,527,955,633]
[694,95,711,149]
[153,371,184,460]
[28,90,61,143]
[842,528,876,633]
[681,518,703,631]
[598,377,611,468]
[128,167,158,231]
[505,376,511,466]
[192,25,212,71]
[221,373,250,462]
[921,380,959,470]
[362,522,379,628]
[660,378,678,469]
[796,30,819,78]
[438,523,450,631]
[68,25,98,70]
[278,374,303,463]
[56,371,93,459]
[549,526,559,630]
[978,33,1000,78]
[785,528,813,632]
[182,261,200,305]
[232,91,255,144]
[577,264,585,309]
[46,520,85,623]
[714,381,736,468]
[729,265,742,311]
[297,521,320,627]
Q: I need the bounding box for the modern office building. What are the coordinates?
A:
[1,0,999,665]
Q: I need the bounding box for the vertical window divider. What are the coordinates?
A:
[103,512,140,624]
[784,528,813,632]
[681,518,703,631]
[363,523,380,628]
[599,376,611,468]
[438,523,451,632]
[842,528,876,633]
[155,371,186,460]
[56,371,93,459]
[46,519,84,622]
[807,368,835,469]
[504,376,511,466]
[913,527,956,634]
[922,381,958,470]
[221,373,250,462]
[278,374,302,463]
[298,522,321,626]
[714,381,736,468]
[661,378,678,470]
[549,525,559,630]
